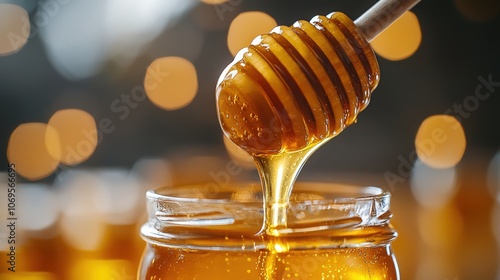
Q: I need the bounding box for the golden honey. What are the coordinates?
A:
[141,245,398,279]
[139,183,399,280]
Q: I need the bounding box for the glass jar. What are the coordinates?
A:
[138,182,399,279]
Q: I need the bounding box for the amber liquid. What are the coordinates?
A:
[141,244,399,279]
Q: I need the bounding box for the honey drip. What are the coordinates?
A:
[216,12,380,242]
[254,142,327,236]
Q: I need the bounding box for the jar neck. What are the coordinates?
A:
[141,182,397,251]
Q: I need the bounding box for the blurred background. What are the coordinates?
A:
[0,0,499,279]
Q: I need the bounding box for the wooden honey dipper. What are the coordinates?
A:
[216,0,421,157]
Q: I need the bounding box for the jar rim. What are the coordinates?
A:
[141,182,396,250]
[146,182,390,205]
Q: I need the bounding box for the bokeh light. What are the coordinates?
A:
[18,184,59,233]
[492,203,500,247]
[417,205,463,249]
[223,135,255,169]
[56,170,106,251]
[131,157,172,190]
[200,0,230,4]
[415,256,455,280]
[493,203,500,280]
[0,3,30,56]
[454,0,500,22]
[415,115,466,169]
[144,56,198,110]
[487,150,500,202]
[0,272,57,280]
[0,173,9,251]
[39,0,194,80]
[95,169,141,225]
[70,259,135,280]
[7,123,61,180]
[106,0,196,65]
[48,109,98,165]
[38,0,106,80]
[371,11,422,61]
[227,11,277,56]
[410,159,457,209]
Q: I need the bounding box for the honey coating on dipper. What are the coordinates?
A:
[217,12,380,156]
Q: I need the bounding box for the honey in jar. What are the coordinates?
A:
[138,183,399,279]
